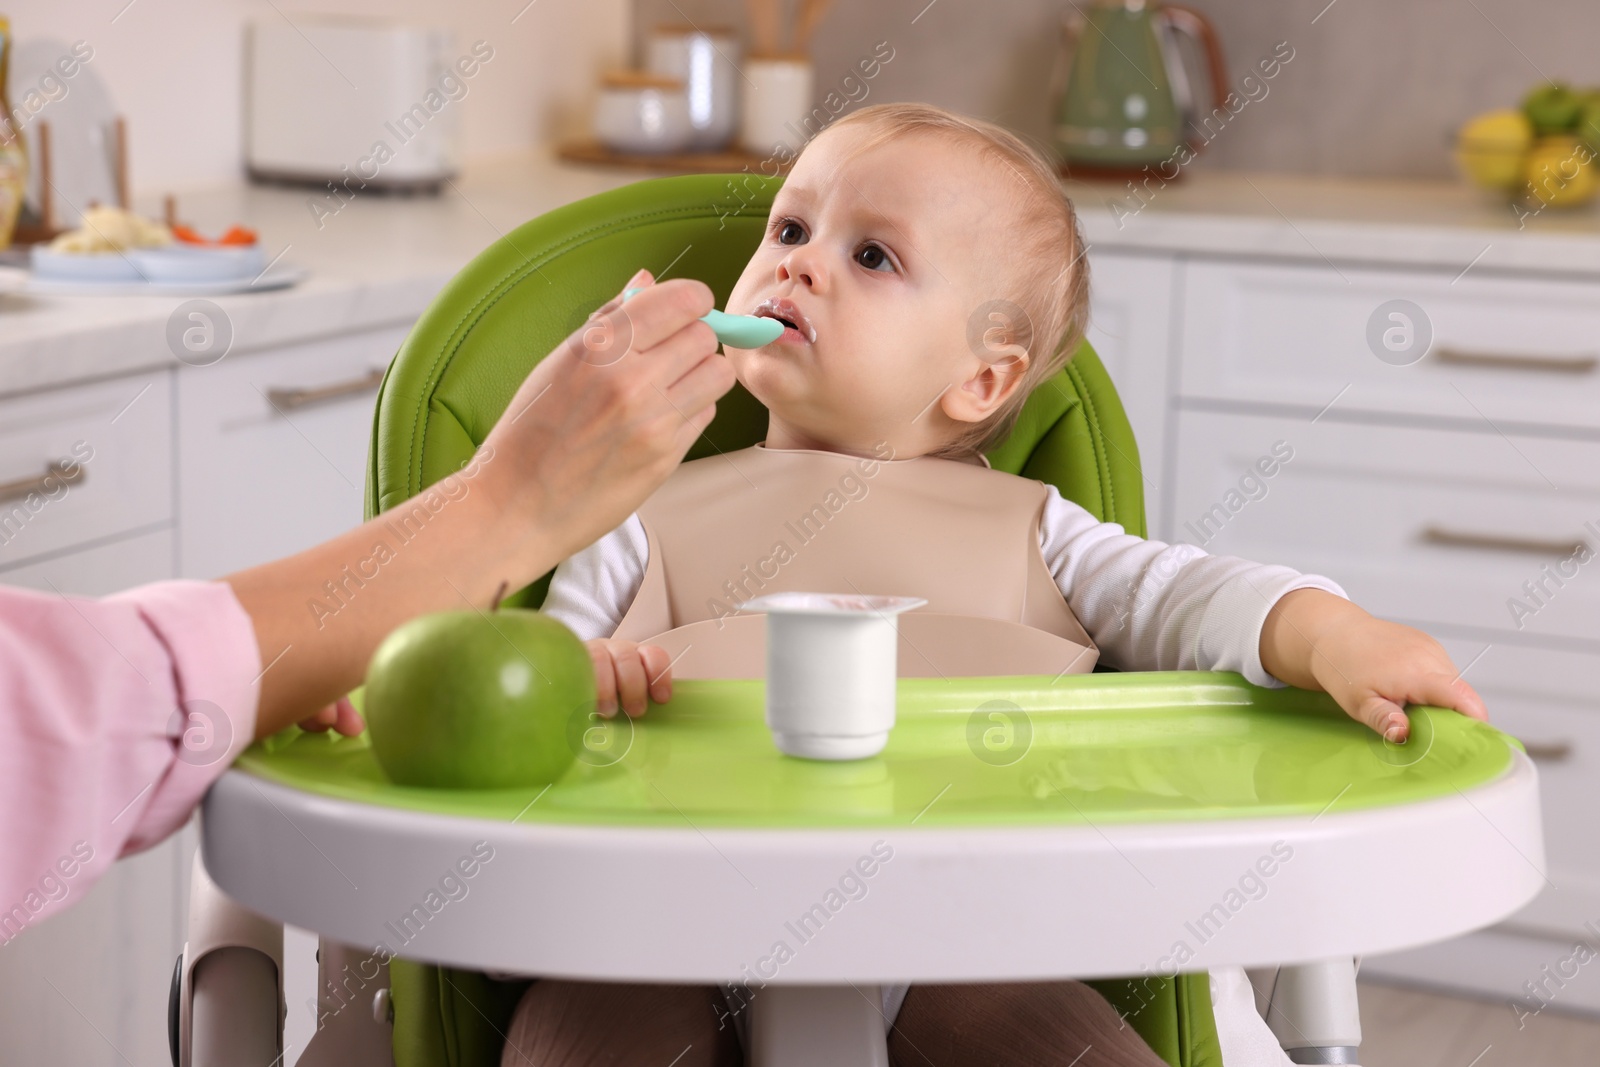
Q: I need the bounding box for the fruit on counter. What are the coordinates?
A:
[1453,108,1534,190]
[1522,135,1598,209]
[171,222,258,246]
[1579,99,1600,151]
[1522,83,1584,135]
[363,607,594,789]
[1453,87,1600,207]
[48,204,172,252]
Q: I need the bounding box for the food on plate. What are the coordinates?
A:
[48,204,172,252]
[171,223,258,247]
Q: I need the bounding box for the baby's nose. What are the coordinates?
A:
[777,256,818,289]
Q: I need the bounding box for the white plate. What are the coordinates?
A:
[0,263,308,297]
[30,246,142,282]
[127,244,269,283]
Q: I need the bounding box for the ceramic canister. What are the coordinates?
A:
[645,25,740,151]
[594,70,693,155]
[740,53,814,157]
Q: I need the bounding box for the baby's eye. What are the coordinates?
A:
[855,243,894,273]
[775,219,806,245]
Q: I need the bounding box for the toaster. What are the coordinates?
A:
[244,16,465,191]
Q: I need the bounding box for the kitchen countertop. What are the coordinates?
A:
[4,148,1600,400]
[1068,169,1600,275]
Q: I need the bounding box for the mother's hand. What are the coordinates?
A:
[227,268,735,740]
[477,269,734,568]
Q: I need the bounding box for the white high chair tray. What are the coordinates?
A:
[202,674,1543,983]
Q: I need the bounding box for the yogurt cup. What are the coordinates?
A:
[737,592,926,760]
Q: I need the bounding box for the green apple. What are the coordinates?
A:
[1523,82,1582,135]
[364,608,594,789]
[1580,99,1600,150]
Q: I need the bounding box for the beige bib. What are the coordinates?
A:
[611,444,1099,679]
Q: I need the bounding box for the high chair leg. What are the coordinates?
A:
[295,941,395,1067]
[748,984,890,1067]
[176,852,285,1067]
[1253,958,1363,1065]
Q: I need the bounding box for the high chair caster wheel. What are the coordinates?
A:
[189,946,282,1067]
[168,953,181,1067]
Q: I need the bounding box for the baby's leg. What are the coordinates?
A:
[888,980,1170,1067]
[501,980,741,1067]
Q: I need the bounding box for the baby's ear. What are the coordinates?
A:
[942,351,1030,424]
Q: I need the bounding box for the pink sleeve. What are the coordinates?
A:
[0,580,260,942]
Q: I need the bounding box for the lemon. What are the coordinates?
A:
[1454,109,1534,190]
[1522,135,1600,209]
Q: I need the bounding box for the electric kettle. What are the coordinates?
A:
[1050,0,1228,175]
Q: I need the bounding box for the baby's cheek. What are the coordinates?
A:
[722,347,754,385]
[726,261,763,310]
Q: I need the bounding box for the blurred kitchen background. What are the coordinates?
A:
[3,1,1600,1066]
[6,0,1600,189]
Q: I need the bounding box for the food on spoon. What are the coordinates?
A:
[48,204,173,253]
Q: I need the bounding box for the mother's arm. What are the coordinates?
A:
[227,272,733,740]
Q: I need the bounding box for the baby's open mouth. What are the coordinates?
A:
[752,298,816,344]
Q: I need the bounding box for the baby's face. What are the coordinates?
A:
[724,126,1018,457]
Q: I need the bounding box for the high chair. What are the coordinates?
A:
[174,173,1544,1067]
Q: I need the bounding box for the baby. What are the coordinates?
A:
[508,103,1489,1067]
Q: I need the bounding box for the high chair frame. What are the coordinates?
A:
[173,174,1544,1067]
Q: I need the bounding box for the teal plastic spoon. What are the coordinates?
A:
[623,286,785,348]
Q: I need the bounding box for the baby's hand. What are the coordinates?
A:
[299,695,365,736]
[588,638,673,718]
[1264,590,1489,743]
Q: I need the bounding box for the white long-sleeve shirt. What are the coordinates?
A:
[541,481,1346,687]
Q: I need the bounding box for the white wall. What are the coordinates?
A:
[635,0,1600,180]
[4,0,630,192]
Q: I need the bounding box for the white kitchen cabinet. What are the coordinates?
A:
[0,828,187,1067]
[0,326,401,1067]
[0,525,181,1067]
[1168,409,1600,648]
[0,371,173,576]
[1142,252,1600,1012]
[176,326,407,580]
[1083,250,1176,537]
[1434,638,1600,936]
[0,525,175,595]
[1178,259,1600,432]
[1360,633,1600,1013]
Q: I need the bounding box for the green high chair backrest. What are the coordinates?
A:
[364,174,1222,1067]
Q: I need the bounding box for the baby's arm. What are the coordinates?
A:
[1037,486,1485,739]
[1259,588,1486,742]
[1038,486,1342,687]
[540,515,671,718]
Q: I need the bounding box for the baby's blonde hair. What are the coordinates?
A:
[815,102,1090,459]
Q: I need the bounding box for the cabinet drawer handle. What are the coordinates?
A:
[266,368,385,411]
[1432,347,1598,375]
[0,461,86,504]
[1522,740,1573,763]
[1420,525,1587,558]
